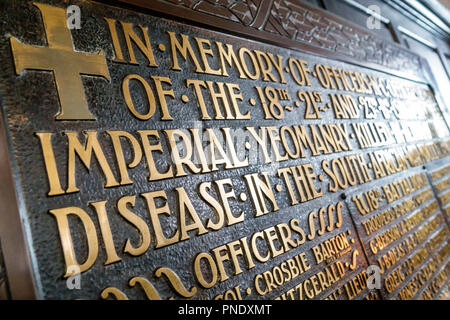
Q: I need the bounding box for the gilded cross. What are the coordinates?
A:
[10,2,110,120]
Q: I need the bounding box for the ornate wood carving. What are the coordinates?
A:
[148,0,422,75]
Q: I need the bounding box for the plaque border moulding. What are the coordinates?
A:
[104,0,426,83]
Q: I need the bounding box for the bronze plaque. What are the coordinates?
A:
[0,0,448,300]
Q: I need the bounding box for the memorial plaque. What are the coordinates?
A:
[0,0,448,300]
